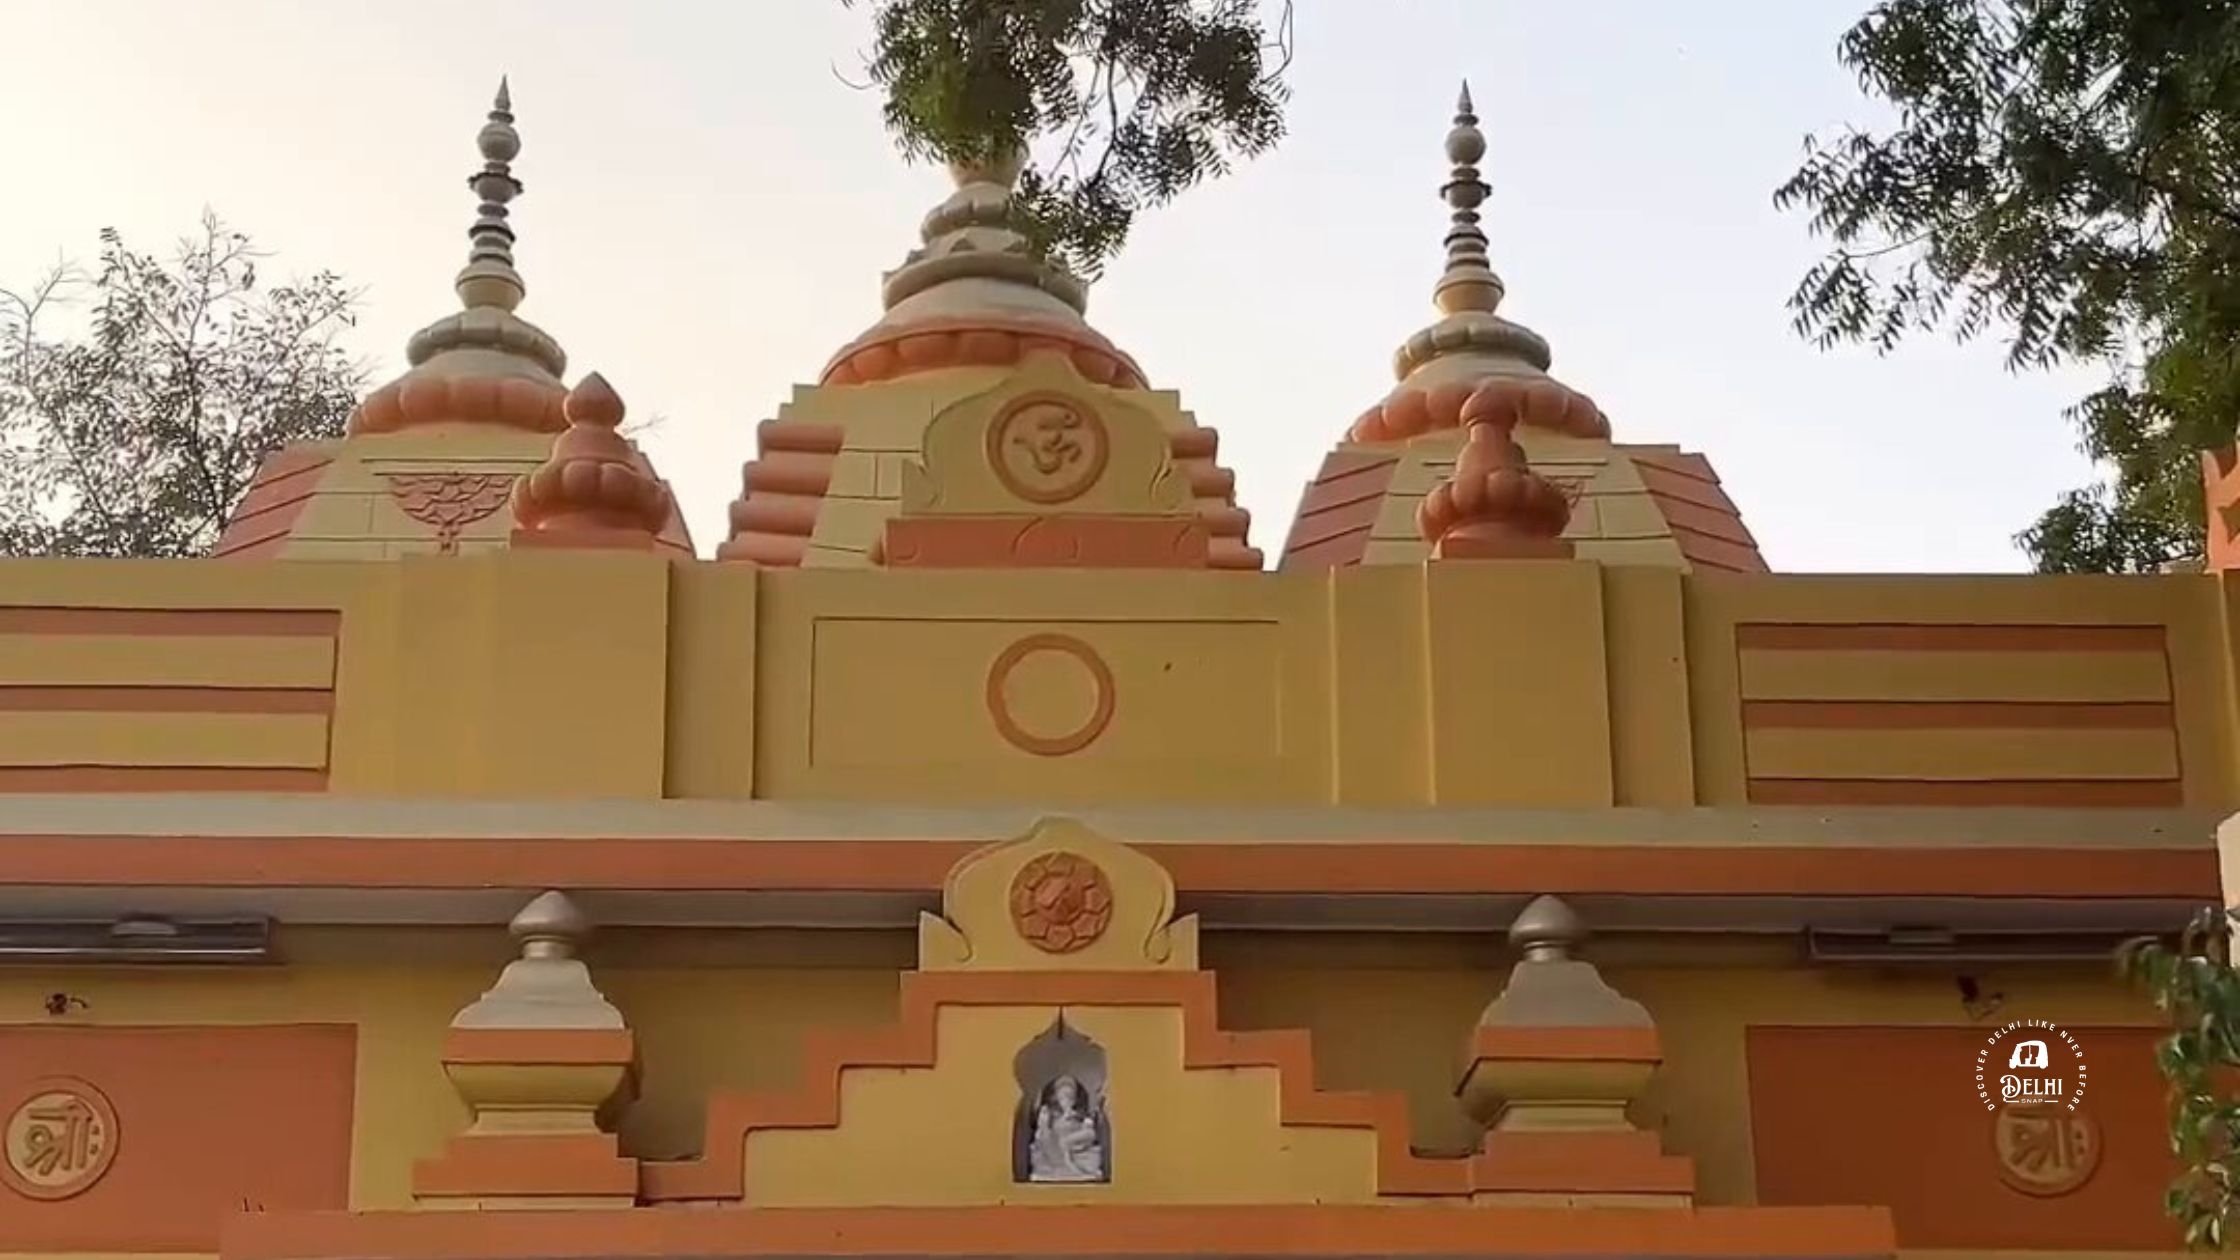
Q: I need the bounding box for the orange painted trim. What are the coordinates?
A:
[1745,778,2186,808]
[1734,624,2164,652]
[413,1133,638,1199]
[0,837,2211,898]
[1743,700,2174,730]
[0,767,328,793]
[819,317,1147,391]
[882,515,1212,569]
[213,451,336,557]
[350,373,566,436]
[641,970,1472,1201]
[0,607,340,636]
[0,686,333,714]
[221,1204,1899,1260]
[1466,1025,1661,1064]
[1280,528,1374,571]
[1471,1130,1695,1195]
[442,1027,636,1066]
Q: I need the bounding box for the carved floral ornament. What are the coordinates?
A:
[919,817,1197,973]
[382,471,519,553]
[1,1076,118,1201]
[1009,851,1116,954]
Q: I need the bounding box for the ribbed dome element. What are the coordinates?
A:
[817,151,1145,391]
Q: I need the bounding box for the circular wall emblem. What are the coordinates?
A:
[1009,851,1115,953]
[1,1077,118,1201]
[1993,1103,2101,1196]
[987,394,1110,506]
[1974,1019,2088,1113]
[985,634,1116,757]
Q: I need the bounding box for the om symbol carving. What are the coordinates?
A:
[2,1078,118,1201]
[1993,1103,2100,1196]
[987,394,1110,506]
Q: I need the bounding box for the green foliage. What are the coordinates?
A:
[0,214,362,558]
[847,0,1292,277]
[2123,909,2240,1249]
[1776,0,2240,572]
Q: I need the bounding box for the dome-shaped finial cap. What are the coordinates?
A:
[509,889,588,959]
[511,372,673,540]
[1509,894,1587,962]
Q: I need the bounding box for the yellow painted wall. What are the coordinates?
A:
[2,555,2232,808]
[0,927,2162,1219]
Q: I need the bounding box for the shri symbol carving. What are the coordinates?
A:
[2,1078,118,1201]
[987,395,1110,506]
[1993,1103,2100,1196]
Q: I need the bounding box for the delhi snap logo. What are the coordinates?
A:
[1975,1020,2087,1112]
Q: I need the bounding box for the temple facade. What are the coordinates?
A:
[0,79,2229,1260]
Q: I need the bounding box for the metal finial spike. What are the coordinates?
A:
[458,78,527,312]
[495,75,512,115]
[1434,78,1502,317]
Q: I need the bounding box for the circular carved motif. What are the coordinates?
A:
[1993,1103,2101,1196]
[987,394,1110,506]
[1009,851,1115,953]
[2,1077,117,1201]
[985,634,1116,756]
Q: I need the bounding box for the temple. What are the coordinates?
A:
[0,78,2228,1260]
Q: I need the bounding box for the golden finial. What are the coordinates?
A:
[1434,80,1504,316]
[456,76,526,312]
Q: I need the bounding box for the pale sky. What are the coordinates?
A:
[0,1,2110,570]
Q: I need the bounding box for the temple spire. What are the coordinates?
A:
[456,76,526,312]
[1383,80,1550,388]
[1434,81,1504,317]
[350,77,569,434]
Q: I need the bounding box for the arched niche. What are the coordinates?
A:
[1011,1017,1111,1184]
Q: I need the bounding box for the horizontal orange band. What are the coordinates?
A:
[413,1133,637,1199]
[1466,1025,1662,1064]
[1472,1133,1695,1195]
[442,1028,636,1066]
[0,835,2210,899]
[220,1203,1898,1260]
[1742,700,2173,730]
[0,607,339,636]
[0,686,333,714]
[1735,624,2162,652]
[0,767,328,793]
[1746,778,2184,807]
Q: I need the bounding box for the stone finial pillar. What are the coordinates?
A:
[413,891,640,1208]
[1455,895,1693,1207]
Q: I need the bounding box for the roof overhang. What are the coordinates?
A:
[0,797,2217,938]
